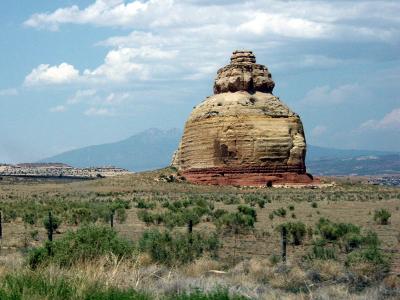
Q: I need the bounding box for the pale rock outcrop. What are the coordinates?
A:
[172,50,313,186]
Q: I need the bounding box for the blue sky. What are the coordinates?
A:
[0,0,399,163]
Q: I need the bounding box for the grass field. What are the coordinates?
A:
[0,169,400,299]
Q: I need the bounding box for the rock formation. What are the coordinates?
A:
[172,50,314,186]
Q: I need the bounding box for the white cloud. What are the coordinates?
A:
[67,89,97,104]
[301,84,363,106]
[0,88,18,96]
[103,92,130,105]
[24,0,400,42]
[311,125,327,137]
[238,12,329,39]
[22,1,400,89]
[25,46,179,86]
[24,63,80,86]
[83,47,176,82]
[24,0,149,30]
[49,105,67,113]
[360,108,400,130]
[84,107,113,116]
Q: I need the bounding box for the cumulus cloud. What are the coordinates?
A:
[22,1,400,88]
[24,63,80,86]
[24,0,400,42]
[24,0,149,30]
[83,47,176,82]
[237,12,329,38]
[25,46,179,86]
[301,84,363,106]
[360,108,400,130]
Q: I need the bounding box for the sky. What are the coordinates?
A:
[0,0,399,163]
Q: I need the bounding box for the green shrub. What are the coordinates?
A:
[215,206,257,233]
[316,218,360,241]
[257,199,266,208]
[28,225,134,268]
[22,212,37,225]
[138,229,220,265]
[374,209,391,225]
[2,209,17,222]
[69,208,95,225]
[136,199,156,209]
[346,247,389,271]
[213,209,228,219]
[237,205,257,221]
[273,208,286,217]
[43,214,61,233]
[278,222,306,245]
[222,196,240,205]
[115,208,127,223]
[268,213,274,220]
[213,205,258,233]
[311,202,318,208]
[343,232,363,252]
[243,194,266,209]
[137,210,157,225]
[308,239,336,260]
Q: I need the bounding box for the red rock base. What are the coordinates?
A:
[182,167,315,187]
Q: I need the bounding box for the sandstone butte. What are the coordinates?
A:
[172,50,315,186]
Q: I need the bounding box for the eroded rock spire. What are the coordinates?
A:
[172,50,314,186]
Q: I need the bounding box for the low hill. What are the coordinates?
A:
[40,128,399,175]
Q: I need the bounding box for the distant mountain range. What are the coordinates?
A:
[39,128,400,176]
[40,128,181,172]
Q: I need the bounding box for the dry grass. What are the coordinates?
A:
[310,260,344,281]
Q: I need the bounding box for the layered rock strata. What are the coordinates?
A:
[172,50,314,186]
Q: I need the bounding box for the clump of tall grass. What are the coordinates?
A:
[138,229,220,265]
[28,225,134,269]
[374,209,391,225]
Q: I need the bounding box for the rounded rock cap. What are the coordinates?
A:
[214,50,275,94]
[231,50,256,64]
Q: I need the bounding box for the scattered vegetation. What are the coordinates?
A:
[28,225,134,268]
[374,208,391,225]
[0,171,399,298]
[138,229,220,265]
[278,222,306,245]
[272,207,287,217]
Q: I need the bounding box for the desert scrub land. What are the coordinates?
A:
[0,169,400,299]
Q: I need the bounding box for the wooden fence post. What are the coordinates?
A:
[0,211,3,252]
[281,226,287,263]
[0,210,3,253]
[188,219,193,244]
[188,219,193,234]
[110,210,114,228]
[0,211,2,241]
[48,211,53,242]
